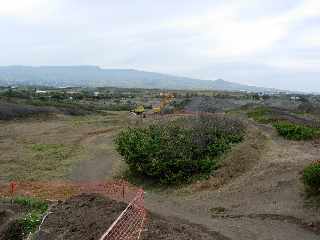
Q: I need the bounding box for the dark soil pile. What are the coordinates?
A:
[36,194,126,240]
[0,202,28,240]
[184,96,253,113]
[269,108,320,128]
[0,102,55,120]
[142,213,229,240]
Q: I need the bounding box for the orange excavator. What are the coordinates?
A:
[153,93,175,114]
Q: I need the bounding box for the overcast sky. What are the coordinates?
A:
[1,0,320,91]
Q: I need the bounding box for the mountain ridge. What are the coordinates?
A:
[0,65,286,93]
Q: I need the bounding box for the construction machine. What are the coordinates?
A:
[132,105,145,116]
[152,92,175,114]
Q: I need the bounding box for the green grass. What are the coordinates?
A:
[30,143,70,161]
[6,196,49,239]
[247,107,272,124]
[273,122,320,140]
[13,196,48,213]
[248,107,320,140]
[2,142,84,182]
[303,161,320,195]
[7,143,79,181]
[18,211,43,237]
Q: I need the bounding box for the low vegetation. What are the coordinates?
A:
[247,107,272,124]
[303,161,320,195]
[13,196,49,213]
[248,106,320,140]
[273,122,320,140]
[30,143,71,162]
[7,143,77,181]
[4,196,48,240]
[116,115,245,185]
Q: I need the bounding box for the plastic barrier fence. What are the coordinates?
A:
[99,189,146,240]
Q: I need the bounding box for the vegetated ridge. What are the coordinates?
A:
[0,65,284,92]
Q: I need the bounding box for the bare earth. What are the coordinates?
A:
[0,113,127,183]
[69,128,122,181]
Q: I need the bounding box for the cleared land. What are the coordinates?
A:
[0,112,129,183]
[1,93,320,240]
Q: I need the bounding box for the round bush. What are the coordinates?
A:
[303,160,320,194]
[115,115,245,185]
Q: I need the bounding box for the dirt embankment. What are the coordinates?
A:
[184,96,255,113]
[0,202,28,240]
[0,101,91,121]
[0,102,56,120]
[142,213,229,240]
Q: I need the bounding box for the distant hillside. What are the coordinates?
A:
[0,66,282,92]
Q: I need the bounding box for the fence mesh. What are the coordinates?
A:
[99,189,146,240]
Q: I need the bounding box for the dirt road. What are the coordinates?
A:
[69,128,123,181]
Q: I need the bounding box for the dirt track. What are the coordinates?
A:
[69,128,122,181]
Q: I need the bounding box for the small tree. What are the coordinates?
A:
[303,160,320,194]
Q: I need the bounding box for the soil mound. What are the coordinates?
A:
[0,202,28,240]
[36,193,126,240]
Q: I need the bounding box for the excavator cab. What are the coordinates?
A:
[132,105,145,116]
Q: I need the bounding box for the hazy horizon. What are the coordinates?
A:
[1,1,320,92]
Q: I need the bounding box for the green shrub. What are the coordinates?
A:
[247,107,272,124]
[14,196,48,213]
[4,196,49,239]
[303,161,320,194]
[115,115,245,185]
[18,211,43,237]
[273,122,320,140]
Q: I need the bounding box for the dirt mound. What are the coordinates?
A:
[0,202,28,240]
[184,96,253,113]
[269,107,320,128]
[0,101,91,121]
[36,193,126,240]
